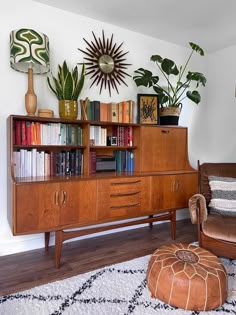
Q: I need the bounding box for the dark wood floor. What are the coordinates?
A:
[0,219,197,296]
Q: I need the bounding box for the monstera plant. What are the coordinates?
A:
[47,60,85,119]
[133,42,207,124]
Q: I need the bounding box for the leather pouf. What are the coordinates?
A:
[147,243,227,311]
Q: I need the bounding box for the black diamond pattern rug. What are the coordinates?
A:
[0,255,235,314]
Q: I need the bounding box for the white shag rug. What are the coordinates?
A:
[0,254,235,315]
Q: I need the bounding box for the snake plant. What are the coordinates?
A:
[47,60,85,101]
[133,42,207,107]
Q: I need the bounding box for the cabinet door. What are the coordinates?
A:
[15,183,60,234]
[140,126,190,172]
[151,173,198,212]
[15,180,97,234]
[60,180,97,226]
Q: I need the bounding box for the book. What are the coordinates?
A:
[111,102,118,123]
[129,100,135,124]
[35,122,41,145]
[94,100,100,121]
[100,102,108,122]
[71,125,78,145]
[44,152,50,176]
[21,121,27,145]
[31,148,37,177]
[26,121,32,145]
[122,101,130,123]
[15,121,21,145]
[89,151,96,174]
[60,124,67,145]
[107,102,112,122]
[90,101,95,121]
[66,124,72,145]
[118,102,123,122]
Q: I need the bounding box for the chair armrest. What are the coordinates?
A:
[188,194,208,224]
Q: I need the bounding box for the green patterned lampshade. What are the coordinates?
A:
[10,28,50,116]
[10,28,50,74]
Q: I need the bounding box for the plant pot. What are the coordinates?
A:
[160,107,181,125]
[59,100,78,119]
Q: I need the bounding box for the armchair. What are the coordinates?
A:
[189,162,236,259]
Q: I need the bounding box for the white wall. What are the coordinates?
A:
[0,0,219,256]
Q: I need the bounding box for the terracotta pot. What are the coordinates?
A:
[160,106,181,125]
[59,100,78,119]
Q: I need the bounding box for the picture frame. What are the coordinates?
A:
[137,94,159,124]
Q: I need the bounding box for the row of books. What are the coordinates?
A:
[90,126,133,147]
[89,150,134,174]
[14,121,83,146]
[90,126,107,146]
[85,100,136,123]
[112,126,133,146]
[13,149,83,178]
[114,150,134,172]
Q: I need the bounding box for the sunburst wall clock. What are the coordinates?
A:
[78,30,131,96]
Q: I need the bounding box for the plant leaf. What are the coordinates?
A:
[189,42,204,56]
[186,71,207,87]
[63,72,74,100]
[152,86,169,105]
[73,64,85,101]
[47,76,60,99]
[133,68,159,87]
[150,55,163,63]
[161,58,179,75]
[186,90,201,104]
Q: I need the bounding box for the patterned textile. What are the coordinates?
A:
[208,175,236,216]
[10,28,50,74]
[0,254,235,315]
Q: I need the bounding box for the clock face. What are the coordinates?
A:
[99,54,114,74]
[78,30,131,96]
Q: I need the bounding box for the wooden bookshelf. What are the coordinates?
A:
[7,115,198,268]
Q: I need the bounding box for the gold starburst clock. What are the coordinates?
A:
[78,30,131,96]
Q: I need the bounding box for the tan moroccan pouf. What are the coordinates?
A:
[147,243,227,311]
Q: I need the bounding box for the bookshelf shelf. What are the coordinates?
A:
[90,146,137,149]
[7,114,198,268]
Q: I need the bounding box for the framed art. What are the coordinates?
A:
[137,94,159,124]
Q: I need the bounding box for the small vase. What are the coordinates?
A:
[59,100,78,119]
[160,107,181,125]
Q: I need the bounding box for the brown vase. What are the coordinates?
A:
[160,106,182,125]
[59,100,78,119]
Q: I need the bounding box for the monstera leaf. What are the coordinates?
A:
[133,68,159,87]
[186,90,201,104]
[133,42,207,108]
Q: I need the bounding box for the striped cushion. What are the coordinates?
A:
[208,175,236,216]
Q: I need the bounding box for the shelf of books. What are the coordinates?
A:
[8,110,139,180]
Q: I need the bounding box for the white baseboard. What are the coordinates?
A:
[0,209,190,256]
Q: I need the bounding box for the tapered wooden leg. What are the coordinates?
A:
[149,215,153,228]
[171,211,176,240]
[45,232,50,251]
[55,230,63,268]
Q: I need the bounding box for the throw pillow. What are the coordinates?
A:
[208,175,236,216]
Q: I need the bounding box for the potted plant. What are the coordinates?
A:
[133,42,207,125]
[47,60,85,119]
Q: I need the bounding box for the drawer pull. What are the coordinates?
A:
[161,130,170,134]
[111,180,141,185]
[110,191,140,197]
[111,202,140,209]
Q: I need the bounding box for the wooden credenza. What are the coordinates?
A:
[7,116,198,267]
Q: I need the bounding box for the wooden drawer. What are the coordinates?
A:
[97,177,151,219]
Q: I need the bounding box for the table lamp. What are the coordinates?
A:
[10,28,50,116]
